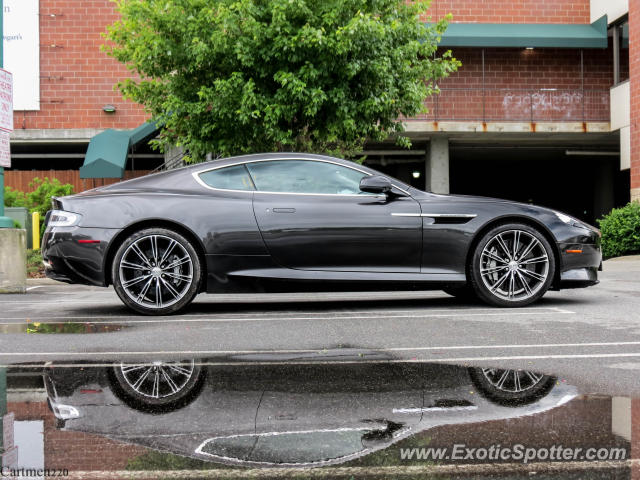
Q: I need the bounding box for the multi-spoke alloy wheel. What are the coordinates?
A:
[469,223,555,307]
[112,228,201,315]
[112,359,205,410]
[469,366,556,406]
[480,367,544,394]
[119,360,196,399]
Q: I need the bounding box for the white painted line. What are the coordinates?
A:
[393,406,478,413]
[26,286,42,291]
[0,307,573,322]
[0,310,573,325]
[1,346,640,359]
[0,307,569,318]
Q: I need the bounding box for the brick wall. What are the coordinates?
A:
[9,401,149,471]
[12,0,148,131]
[424,0,591,24]
[415,46,613,122]
[9,0,610,132]
[630,0,640,201]
[4,169,153,193]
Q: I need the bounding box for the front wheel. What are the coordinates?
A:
[469,367,556,406]
[112,228,201,315]
[469,223,555,307]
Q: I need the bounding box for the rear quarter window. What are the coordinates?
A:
[198,165,255,191]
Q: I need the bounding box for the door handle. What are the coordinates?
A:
[272,208,296,213]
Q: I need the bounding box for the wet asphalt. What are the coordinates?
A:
[1,256,639,397]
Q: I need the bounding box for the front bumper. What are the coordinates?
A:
[42,226,121,286]
[558,241,601,289]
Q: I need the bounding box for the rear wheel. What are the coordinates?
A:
[111,359,205,411]
[469,223,555,307]
[112,228,201,315]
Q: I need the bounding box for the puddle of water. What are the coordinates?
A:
[0,360,636,478]
[0,322,126,334]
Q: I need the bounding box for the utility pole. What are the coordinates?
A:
[0,0,13,228]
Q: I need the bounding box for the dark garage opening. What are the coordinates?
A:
[450,146,630,226]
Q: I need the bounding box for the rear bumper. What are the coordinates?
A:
[42,226,121,287]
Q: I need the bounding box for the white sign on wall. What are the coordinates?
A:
[3,0,40,111]
[0,131,11,167]
[0,69,12,167]
[0,68,13,132]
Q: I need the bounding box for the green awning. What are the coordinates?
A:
[436,15,608,49]
[80,121,159,179]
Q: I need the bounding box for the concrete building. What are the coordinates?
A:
[3,0,636,224]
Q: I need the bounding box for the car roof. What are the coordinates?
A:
[96,152,413,194]
[186,152,359,170]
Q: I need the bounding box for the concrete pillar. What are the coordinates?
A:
[426,137,450,194]
[611,396,632,441]
[164,145,184,170]
[0,229,26,294]
[593,160,615,220]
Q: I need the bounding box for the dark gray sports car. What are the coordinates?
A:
[42,152,601,315]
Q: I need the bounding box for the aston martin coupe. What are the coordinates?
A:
[42,152,601,315]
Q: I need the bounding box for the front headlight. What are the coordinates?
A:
[554,212,575,225]
[48,210,81,227]
[553,211,599,234]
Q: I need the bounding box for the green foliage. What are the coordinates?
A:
[126,450,224,471]
[4,186,27,208]
[3,178,74,236]
[26,178,74,220]
[12,219,22,229]
[597,202,640,258]
[27,249,43,277]
[105,0,460,160]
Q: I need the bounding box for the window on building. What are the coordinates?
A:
[612,18,629,85]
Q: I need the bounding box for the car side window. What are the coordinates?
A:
[245,160,369,195]
[198,165,255,191]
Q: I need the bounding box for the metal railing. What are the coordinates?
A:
[415,88,610,123]
[151,149,186,173]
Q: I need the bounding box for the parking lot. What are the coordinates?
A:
[1,256,639,396]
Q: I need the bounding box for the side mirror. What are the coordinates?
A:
[360,175,392,194]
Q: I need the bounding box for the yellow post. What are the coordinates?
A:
[32,212,40,250]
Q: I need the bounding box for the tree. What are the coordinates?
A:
[105,0,459,161]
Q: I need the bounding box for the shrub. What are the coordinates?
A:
[26,178,74,233]
[597,202,640,259]
[4,186,26,208]
[3,177,74,236]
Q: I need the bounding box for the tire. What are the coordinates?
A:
[112,228,201,315]
[469,367,556,406]
[111,360,205,412]
[443,285,477,301]
[469,223,555,307]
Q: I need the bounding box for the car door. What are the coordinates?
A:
[247,159,422,273]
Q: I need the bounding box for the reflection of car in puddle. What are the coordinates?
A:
[44,361,576,468]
